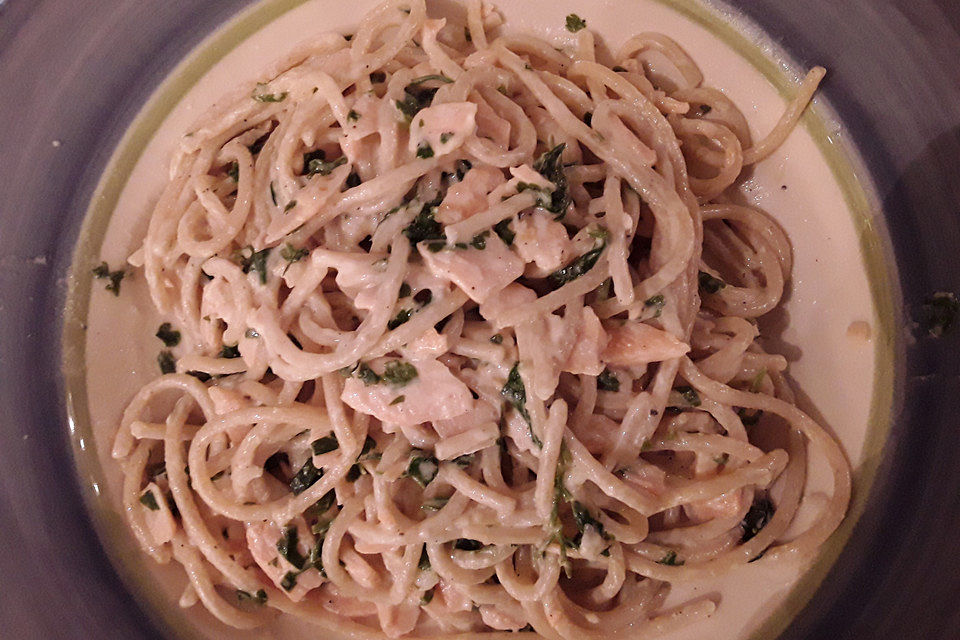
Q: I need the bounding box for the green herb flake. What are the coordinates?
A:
[347,109,360,122]
[547,242,605,289]
[403,196,444,245]
[281,244,309,265]
[714,453,730,467]
[644,294,665,318]
[277,526,307,569]
[237,589,267,605]
[597,368,620,392]
[749,369,767,393]
[252,83,288,103]
[420,588,435,605]
[406,451,439,487]
[490,333,503,344]
[227,161,239,182]
[427,241,446,252]
[388,307,414,330]
[919,291,959,337]
[532,143,571,218]
[311,435,339,456]
[355,363,381,386]
[657,550,684,566]
[416,143,435,159]
[698,270,726,294]
[470,230,489,250]
[284,200,297,212]
[158,350,176,375]
[741,497,775,543]
[280,571,298,591]
[92,261,126,296]
[389,395,406,405]
[383,360,419,386]
[565,13,587,32]
[439,132,453,145]
[669,386,701,408]
[493,218,515,246]
[289,458,322,495]
[139,490,160,511]
[155,323,181,348]
[306,154,347,176]
[421,497,449,512]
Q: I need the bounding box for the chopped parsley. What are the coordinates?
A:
[281,243,309,268]
[420,588,435,605]
[396,79,443,121]
[532,143,571,218]
[565,13,587,32]
[155,323,181,347]
[236,589,267,605]
[749,369,767,393]
[421,496,449,512]
[547,234,606,288]
[714,453,730,467]
[227,161,239,182]
[356,363,381,386]
[157,350,176,375]
[669,386,701,408]
[236,246,272,284]
[502,363,541,447]
[416,143,435,159]
[490,333,503,344]
[390,395,405,405]
[698,270,726,294]
[741,497,775,543]
[571,501,608,541]
[470,231,489,250]
[919,291,959,337]
[493,218,515,246]
[382,360,418,386]
[409,74,454,86]
[280,571,298,591]
[388,307,414,330]
[406,451,439,487]
[252,83,288,103]
[657,550,684,566]
[403,196,444,245]
[347,109,360,122]
[311,435,339,455]
[644,294,665,318]
[289,458,322,495]
[92,261,126,296]
[304,150,347,176]
[597,368,620,392]
[277,526,307,569]
[139,490,160,511]
[439,132,453,144]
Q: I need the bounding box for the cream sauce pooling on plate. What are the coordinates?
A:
[81,0,878,638]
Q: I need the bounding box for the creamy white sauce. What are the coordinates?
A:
[81,0,880,638]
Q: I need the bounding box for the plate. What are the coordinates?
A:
[0,0,957,638]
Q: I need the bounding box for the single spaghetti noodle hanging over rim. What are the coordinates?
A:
[107,0,850,637]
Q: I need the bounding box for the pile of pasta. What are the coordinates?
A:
[111,0,850,637]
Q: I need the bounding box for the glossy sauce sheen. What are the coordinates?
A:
[82,0,878,638]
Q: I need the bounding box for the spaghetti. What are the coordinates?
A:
[109,0,851,637]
